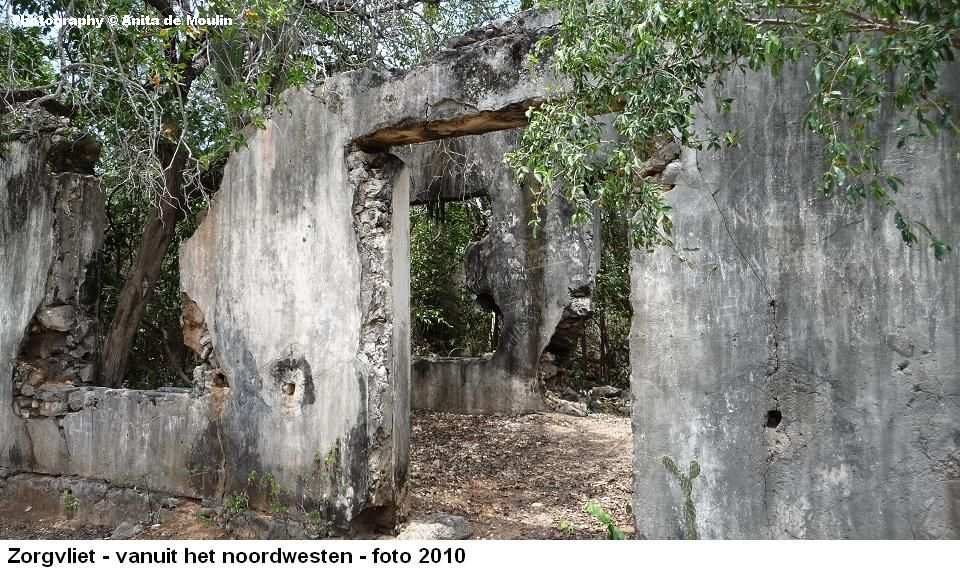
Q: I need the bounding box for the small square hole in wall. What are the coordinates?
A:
[766,409,783,428]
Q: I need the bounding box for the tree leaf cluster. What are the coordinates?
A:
[508,0,958,259]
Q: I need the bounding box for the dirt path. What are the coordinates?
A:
[408,411,634,539]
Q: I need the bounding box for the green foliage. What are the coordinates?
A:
[244,470,287,513]
[314,444,340,468]
[259,472,287,514]
[509,0,959,259]
[0,24,54,88]
[556,518,576,536]
[410,200,496,357]
[592,206,633,389]
[541,202,632,396]
[61,490,80,518]
[224,490,250,515]
[98,178,207,388]
[662,456,701,540]
[306,509,328,534]
[584,501,626,539]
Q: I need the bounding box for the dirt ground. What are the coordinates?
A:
[0,519,112,540]
[408,411,634,539]
[0,411,633,540]
[0,501,229,540]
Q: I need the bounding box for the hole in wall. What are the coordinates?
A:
[766,409,783,428]
[282,383,296,396]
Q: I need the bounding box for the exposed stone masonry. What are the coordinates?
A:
[10,138,104,419]
[348,149,411,511]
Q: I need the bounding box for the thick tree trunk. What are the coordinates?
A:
[99,149,187,387]
[142,319,193,386]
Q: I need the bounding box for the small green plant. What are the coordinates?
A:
[314,446,339,468]
[260,472,287,515]
[196,511,214,526]
[662,456,701,540]
[324,447,338,467]
[224,491,249,515]
[61,491,79,518]
[584,501,625,540]
[556,519,576,537]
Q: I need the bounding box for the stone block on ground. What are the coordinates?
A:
[397,513,471,540]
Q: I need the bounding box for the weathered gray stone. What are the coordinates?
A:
[177,104,413,526]
[630,63,960,539]
[224,511,315,539]
[347,10,558,149]
[401,130,599,414]
[160,497,180,510]
[37,400,68,417]
[397,513,471,540]
[171,10,560,524]
[0,472,178,528]
[1,128,108,469]
[590,386,621,399]
[544,391,589,417]
[109,521,144,540]
[9,9,951,542]
[947,481,960,539]
[36,305,76,332]
[1,127,105,446]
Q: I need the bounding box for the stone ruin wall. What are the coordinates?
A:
[398,129,599,415]
[630,63,960,539]
[1,9,957,538]
[0,126,224,526]
[0,10,558,531]
[169,9,557,525]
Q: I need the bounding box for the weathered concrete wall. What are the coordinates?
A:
[631,63,960,539]
[1,130,218,500]
[179,112,411,524]
[175,10,556,521]
[348,10,558,150]
[2,10,555,530]
[1,136,65,474]
[0,470,184,529]
[400,130,599,414]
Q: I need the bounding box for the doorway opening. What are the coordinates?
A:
[402,135,634,539]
